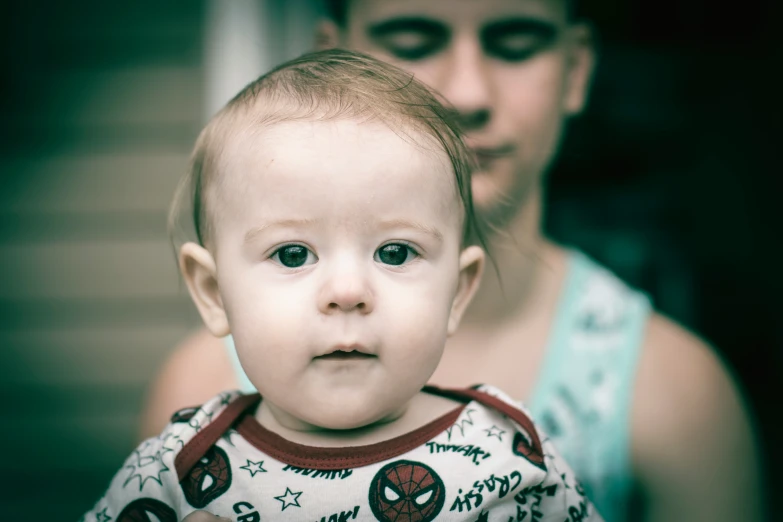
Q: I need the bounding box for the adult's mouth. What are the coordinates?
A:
[471,144,516,170]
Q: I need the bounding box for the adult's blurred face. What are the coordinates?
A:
[328,0,594,225]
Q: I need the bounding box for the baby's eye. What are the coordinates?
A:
[375,243,418,266]
[271,244,317,268]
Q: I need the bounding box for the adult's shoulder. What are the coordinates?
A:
[138,328,238,440]
[629,313,764,520]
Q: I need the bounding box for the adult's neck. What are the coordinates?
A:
[463,184,565,327]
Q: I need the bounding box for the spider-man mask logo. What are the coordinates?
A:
[512,430,546,470]
[116,497,177,522]
[181,445,232,508]
[368,460,445,522]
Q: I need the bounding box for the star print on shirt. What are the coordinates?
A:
[240,459,267,477]
[122,440,172,491]
[275,487,303,511]
[483,425,505,441]
[188,417,203,433]
[221,429,239,447]
[159,430,186,453]
[218,391,235,407]
[446,408,476,440]
[186,406,218,434]
[95,507,112,522]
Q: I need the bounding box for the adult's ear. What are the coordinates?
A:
[314,19,341,50]
[179,242,230,337]
[447,245,485,335]
[563,22,597,116]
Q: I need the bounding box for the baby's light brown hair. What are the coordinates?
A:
[169,49,481,250]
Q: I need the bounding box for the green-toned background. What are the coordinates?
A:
[0,3,205,519]
[0,1,779,520]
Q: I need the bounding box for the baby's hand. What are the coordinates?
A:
[182,511,231,522]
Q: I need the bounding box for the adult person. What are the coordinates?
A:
[141,1,763,520]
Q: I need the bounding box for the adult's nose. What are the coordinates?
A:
[437,35,493,131]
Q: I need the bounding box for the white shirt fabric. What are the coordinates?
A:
[83,385,603,522]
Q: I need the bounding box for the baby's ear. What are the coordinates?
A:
[447,246,485,335]
[179,242,230,337]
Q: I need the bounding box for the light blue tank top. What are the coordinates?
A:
[223,250,650,522]
[526,251,650,521]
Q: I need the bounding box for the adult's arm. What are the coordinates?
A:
[138,328,238,440]
[631,314,765,521]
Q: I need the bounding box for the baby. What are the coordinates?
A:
[83,50,602,522]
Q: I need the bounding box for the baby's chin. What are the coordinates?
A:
[295,393,408,432]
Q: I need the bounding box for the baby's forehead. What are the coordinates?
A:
[204,119,465,237]
[218,119,458,196]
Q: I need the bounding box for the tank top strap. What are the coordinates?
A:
[528,250,651,522]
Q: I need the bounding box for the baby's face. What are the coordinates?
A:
[210,119,473,430]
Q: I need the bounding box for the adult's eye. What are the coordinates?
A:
[367,18,449,61]
[382,34,444,61]
[271,245,316,268]
[481,19,558,62]
[485,35,545,61]
[375,243,418,266]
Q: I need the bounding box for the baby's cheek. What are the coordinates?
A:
[233,291,306,335]
[386,302,450,360]
[235,337,304,395]
[232,308,309,367]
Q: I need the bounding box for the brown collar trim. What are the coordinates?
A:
[174,393,261,481]
[235,387,469,470]
[174,385,543,476]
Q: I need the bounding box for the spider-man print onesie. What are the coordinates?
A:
[82,385,603,522]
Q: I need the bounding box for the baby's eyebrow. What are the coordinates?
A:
[378,219,443,241]
[244,218,444,243]
[243,219,317,243]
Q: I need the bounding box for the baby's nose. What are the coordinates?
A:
[317,268,374,315]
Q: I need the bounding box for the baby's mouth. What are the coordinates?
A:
[315,350,376,361]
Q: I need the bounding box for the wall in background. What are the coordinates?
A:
[0,1,778,519]
[0,3,205,519]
